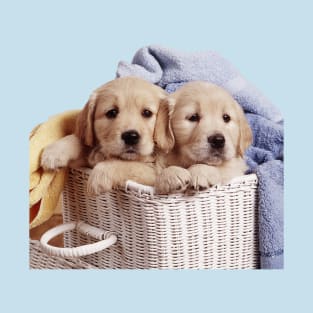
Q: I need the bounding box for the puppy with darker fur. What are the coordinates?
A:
[41,77,172,194]
[155,81,252,194]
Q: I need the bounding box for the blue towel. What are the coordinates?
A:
[116,45,284,269]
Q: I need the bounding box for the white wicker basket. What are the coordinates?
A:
[41,167,260,269]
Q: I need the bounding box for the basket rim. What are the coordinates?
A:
[68,167,258,198]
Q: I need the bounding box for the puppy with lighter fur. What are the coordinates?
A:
[155,81,252,194]
[41,77,172,195]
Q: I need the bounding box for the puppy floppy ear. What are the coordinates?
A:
[234,101,253,157]
[154,98,175,153]
[75,93,97,147]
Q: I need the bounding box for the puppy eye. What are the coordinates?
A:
[105,108,119,119]
[188,113,200,122]
[223,114,231,123]
[142,109,153,118]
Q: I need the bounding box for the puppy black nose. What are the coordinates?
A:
[121,130,140,145]
[208,134,225,149]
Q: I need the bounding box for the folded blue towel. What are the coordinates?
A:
[117,45,284,269]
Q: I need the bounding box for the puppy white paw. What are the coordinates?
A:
[87,164,115,195]
[188,164,221,191]
[41,145,71,170]
[155,166,191,194]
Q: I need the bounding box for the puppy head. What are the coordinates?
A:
[75,77,170,161]
[169,82,252,165]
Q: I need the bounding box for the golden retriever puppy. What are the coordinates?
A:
[155,81,252,194]
[41,77,172,194]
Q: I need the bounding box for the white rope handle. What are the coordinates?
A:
[125,180,155,195]
[40,221,117,258]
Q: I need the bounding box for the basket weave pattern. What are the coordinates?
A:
[29,240,96,269]
[63,168,260,269]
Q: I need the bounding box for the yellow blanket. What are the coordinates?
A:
[29,110,80,229]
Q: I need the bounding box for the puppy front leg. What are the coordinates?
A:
[41,134,85,170]
[188,164,221,191]
[87,160,156,195]
[155,166,191,194]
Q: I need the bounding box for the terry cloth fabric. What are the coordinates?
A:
[29,110,80,229]
[116,45,284,269]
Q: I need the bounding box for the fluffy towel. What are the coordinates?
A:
[29,110,79,229]
[117,45,284,269]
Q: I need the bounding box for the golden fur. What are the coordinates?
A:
[41,77,171,194]
[155,81,252,194]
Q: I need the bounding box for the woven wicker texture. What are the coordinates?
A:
[63,168,260,269]
[29,240,96,269]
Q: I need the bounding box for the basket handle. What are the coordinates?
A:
[125,180,154,195]
[40,221,117,258]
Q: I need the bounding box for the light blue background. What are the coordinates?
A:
[1,0,312,312]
